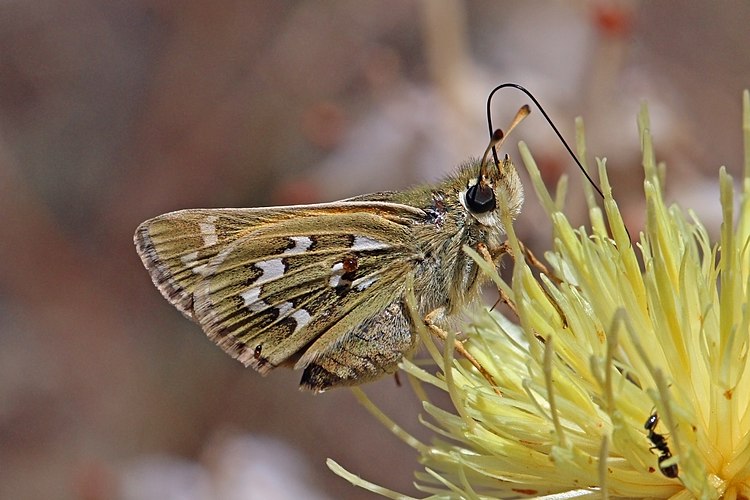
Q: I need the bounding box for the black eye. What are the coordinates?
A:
[465,179,496,213]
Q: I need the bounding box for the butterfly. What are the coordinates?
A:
[134,105,529,392]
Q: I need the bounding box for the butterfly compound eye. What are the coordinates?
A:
[466,127,504,214]
[465,180,496,213]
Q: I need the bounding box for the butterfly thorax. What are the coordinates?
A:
[388,157,523,319]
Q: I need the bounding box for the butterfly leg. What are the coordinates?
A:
[477,242,518,318]
[423,309,502,396]
[478,241,558,342]
[488,239,557,282]
[481,241,567,329]
[518,240,562,285]
[514,240,569,326]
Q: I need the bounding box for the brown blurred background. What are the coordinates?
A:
[1,1,748,499]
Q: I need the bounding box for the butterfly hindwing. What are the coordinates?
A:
[299,299,415,390]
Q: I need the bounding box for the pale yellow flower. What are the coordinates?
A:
[330,91,750,499]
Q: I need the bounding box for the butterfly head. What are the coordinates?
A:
[465,128,504,214]
[458,122,524,236]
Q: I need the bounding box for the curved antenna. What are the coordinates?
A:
[486,82,605,200]
[479,128,505,177]
[479,106,530,177]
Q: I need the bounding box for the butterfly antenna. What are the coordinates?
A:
[480,106,530,175]
[486,82,605,201]
[479,128,505,176]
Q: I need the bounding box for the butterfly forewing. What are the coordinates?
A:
[135,203,427,379]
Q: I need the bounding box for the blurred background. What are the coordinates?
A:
[1,1,748,498]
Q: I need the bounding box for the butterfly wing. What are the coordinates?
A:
[135,201,428,386]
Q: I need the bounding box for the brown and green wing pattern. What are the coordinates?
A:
[135,202,426,389]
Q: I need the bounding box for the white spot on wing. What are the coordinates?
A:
[239,256,310,334]
[351,236,390,252]
[328,261,347,288]
[240,258,284,310]
[199,216,219,246]
[181,251,213,276]
[194,264,212,277]
[256,258,285,281]
[181,251,199,265]
[354,275,378,291]
[283,236,313,255]
[241,287,264,312]
[290,309,311,331]
[277,301,293,316]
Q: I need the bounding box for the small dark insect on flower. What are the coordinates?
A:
[644,412,679,478]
